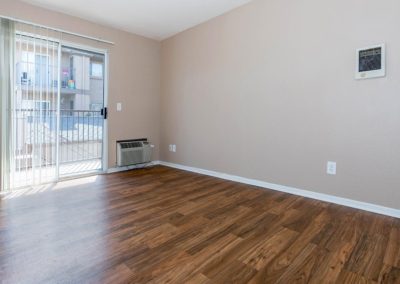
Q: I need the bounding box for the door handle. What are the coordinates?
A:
[101,107,108,119]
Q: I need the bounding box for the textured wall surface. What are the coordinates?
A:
[161,0,400,209]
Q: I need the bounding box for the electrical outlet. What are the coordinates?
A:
[169,145,173,152]
[327,161,337,175]
[172,145,176,152]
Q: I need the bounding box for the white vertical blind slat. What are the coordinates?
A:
[9,22,62,188]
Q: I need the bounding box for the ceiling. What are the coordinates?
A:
[21,0,253,40]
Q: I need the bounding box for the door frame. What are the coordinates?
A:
[59,41,109,178]
[4,33,109,190]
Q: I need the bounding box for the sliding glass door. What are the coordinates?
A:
[58,46,105,177]
[8,31,106,189]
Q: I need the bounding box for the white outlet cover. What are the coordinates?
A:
[327,161,337,175]
[169,145,173,152]
[117,103,122,111]
[172,145,177,152]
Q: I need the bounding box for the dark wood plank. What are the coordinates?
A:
[0,165,398,283]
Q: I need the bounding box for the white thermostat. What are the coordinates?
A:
[355,44,385,79]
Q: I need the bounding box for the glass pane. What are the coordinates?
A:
[59,46,105,177]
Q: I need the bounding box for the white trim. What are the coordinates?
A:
[102,51,109,173]
[1,15,114,45]
[55,42,61,180]
[59,42,109,175]
[58,169,103,182]
[107,161,160,174]
[61,40,109,55]
[159,161,400,219]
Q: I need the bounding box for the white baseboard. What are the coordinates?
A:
[107,161,160,174]
[158,161,400,219]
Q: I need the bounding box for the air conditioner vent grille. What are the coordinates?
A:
[117,139,152,167]
[120,142,143,149]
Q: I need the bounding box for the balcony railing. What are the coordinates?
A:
[13,109,103,170]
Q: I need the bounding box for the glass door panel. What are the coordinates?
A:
[59,46,105,177]
[10,37,106,189]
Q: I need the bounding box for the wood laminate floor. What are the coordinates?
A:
[0,166,399,283]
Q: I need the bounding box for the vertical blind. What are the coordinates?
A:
[0,19,63,189]
[0,19,14,191]
[11,22,62,188]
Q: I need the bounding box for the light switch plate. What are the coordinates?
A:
[117,103,122,112]
[327,161,337,175]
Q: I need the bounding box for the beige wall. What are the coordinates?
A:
[161,0,400,209]
[2,0,399,210]
[0,0,161,173]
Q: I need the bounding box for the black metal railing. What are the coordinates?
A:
[13,109,103,169]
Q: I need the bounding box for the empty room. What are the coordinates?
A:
[0,0,399,283]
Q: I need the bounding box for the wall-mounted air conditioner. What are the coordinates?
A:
[116,139,152,167]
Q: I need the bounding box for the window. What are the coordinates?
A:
[35,101,50,111]
[35,54,49,87]
[16,51,54,87]
[90,62,103,78]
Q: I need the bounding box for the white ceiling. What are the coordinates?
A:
[21,0,253,40]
